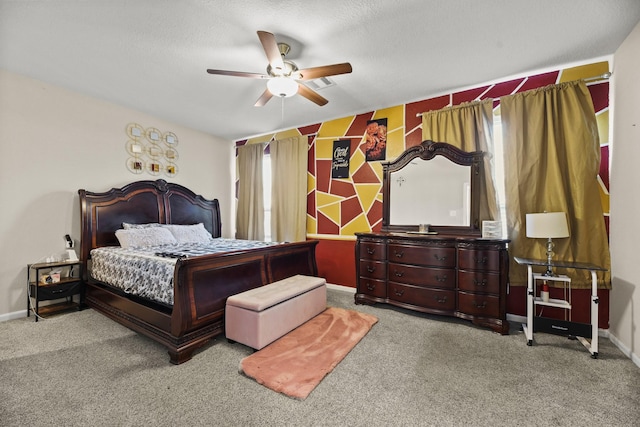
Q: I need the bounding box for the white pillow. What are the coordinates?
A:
[122,222,161,230]
[115,227,177,248]
[162,223,213,244]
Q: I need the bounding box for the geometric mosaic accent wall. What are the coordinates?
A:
[236,60,611,239]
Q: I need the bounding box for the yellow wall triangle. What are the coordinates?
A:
[342,213,372,235]
[596,110,609,144]
[559,61,609,82]
[315,138,334,160]
[307,173,316,194]
[356,184,383,213]
[306,215,317,234]
[318,116,354,138]
[318,201,340,224]
[316,192,343,208]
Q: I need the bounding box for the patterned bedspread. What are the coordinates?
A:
[90,239,279,306]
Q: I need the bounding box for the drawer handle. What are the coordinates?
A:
[394,288,404,297]
[474,256,488,265]
[51,289,67,294]
[434,254,447,262]
[435,296,448,304]
[394,270,404,277]
[367,266,375,273]
[394,250,404,258]
[436,275,448,282]
[474,300,487,309]
[366,283,376,291]
[367,247,375,255]
[473,278,487,287]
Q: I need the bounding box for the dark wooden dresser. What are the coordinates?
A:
[355,232,510,334]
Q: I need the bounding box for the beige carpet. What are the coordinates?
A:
[239,307,378,399]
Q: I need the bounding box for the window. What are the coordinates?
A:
[263,154,271,242]
[493,114,508,238]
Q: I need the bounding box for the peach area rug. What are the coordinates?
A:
[239,307,378,400]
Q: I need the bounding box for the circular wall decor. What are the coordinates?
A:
[126,157,145,174]
[125,124,179,176]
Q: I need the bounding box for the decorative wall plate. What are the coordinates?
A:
[163,131,179,147]
[126,157,145,174]
[165,162,178,177]
[164,148,179,161]
[145,127,161,143]
[148,161,162,176]
[125,139,146,156]
[126,123,144,140]
[147,143,163,159]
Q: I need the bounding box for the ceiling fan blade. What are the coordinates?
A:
[297,63,353,81]
[254,88,274,107]
[297,84,328,106]
[206,69,268,79]
[257,31,285,72]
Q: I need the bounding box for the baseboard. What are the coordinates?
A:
[608,332,640,369]
[0,309,28,323]
[327,283,356,294]
[506,313,526,324]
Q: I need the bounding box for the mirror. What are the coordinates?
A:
[381,140,483,235]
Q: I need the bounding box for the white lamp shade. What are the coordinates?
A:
[267,77,298,97]
[526,212,570,238]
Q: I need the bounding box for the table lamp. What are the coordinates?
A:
[525,212,569,276]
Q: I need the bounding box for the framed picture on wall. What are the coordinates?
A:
[364,118,387,161]
[332,139,351,178]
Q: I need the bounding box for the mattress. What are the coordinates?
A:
[90,239,279,306]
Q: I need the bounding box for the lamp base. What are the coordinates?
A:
[544,237,556,276]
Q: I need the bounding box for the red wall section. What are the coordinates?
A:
[315,239,356,288]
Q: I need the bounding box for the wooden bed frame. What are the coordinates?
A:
[78,179,318,364]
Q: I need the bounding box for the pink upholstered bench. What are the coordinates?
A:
[225,275,327,350]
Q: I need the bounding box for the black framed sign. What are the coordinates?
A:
[332,139,351,178]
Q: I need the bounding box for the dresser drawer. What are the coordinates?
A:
[457,291,500,318]
[388,244,455,268]
[458,270,500,294]
[359,241,386,261]
[388,282,456,311]
[358,278,387,298]
[359,260,386,280]
[388,263,455,289]
[458,248,501,271]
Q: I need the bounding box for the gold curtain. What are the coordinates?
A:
[501,80,611,288]
[422,99,500,222]
[236,143,265,240]
[270,136,308,242]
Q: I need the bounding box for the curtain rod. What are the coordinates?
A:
[584,72,612,83]
[414,72,612,117]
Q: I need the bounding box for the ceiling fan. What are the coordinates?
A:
[206,31,352,107]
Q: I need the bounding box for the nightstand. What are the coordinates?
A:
[27,260,83,321]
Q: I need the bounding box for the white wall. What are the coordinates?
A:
[610,21,640,366]
[0,69,234,320]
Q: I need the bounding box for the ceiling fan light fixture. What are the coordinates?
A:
[267,77,298,97]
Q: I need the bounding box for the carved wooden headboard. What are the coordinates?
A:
[78,179,221,265]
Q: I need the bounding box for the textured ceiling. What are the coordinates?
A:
[1,0,639,141]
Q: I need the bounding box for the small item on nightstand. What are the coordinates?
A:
[541,282,550,302]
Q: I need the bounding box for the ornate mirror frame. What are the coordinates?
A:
[381,140,484,236]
